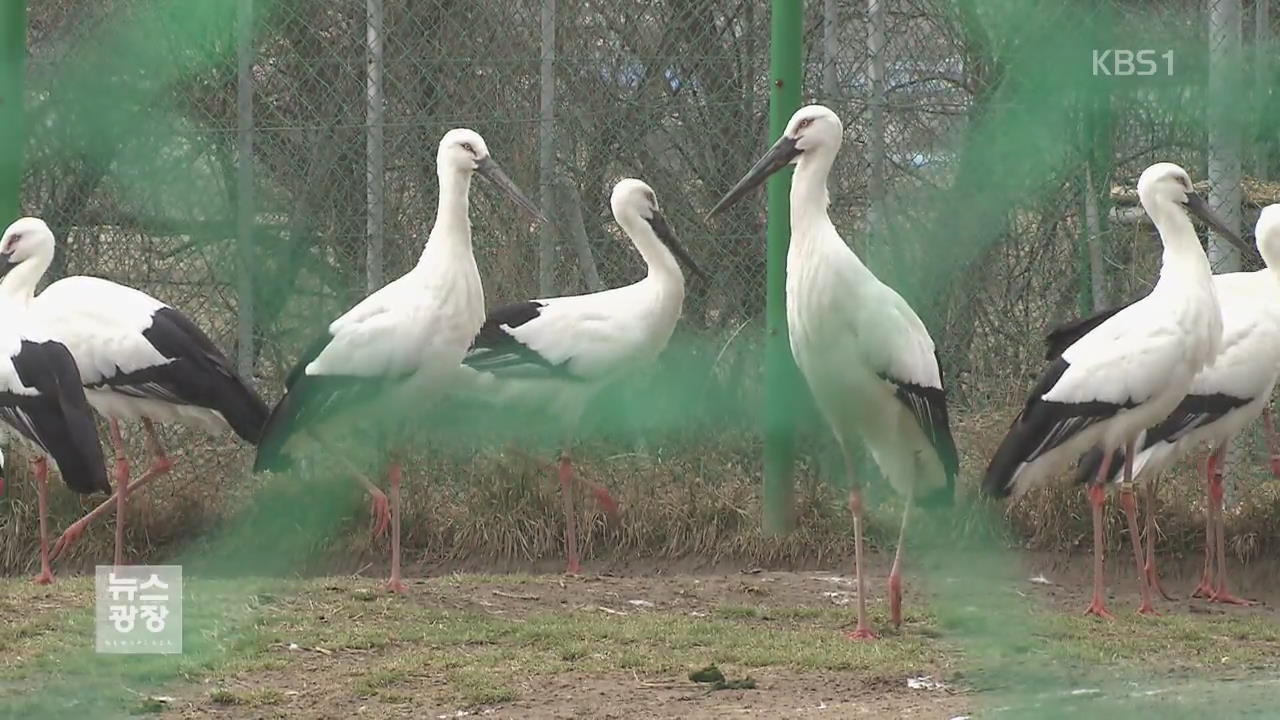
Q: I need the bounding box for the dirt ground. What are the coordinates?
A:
[167,567,968,719]
[4,551,1280,719]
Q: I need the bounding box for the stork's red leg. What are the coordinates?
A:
[309,436,391,541]
[111,419,130,568]
[140,418,176,476]
[355,475,391,540]
[1191,451,1217,598]
[51,419,179,565]
[559,452,582,575]
[385,462,406,594]
[32,457,53,585]
[578,476,620,521]
[888,493,912,629]
[1208,462,1258,606]
[1083,450,1115,619]
[845,486,877,640]
[1119,440,1159,615]
[1143,475,1175,601]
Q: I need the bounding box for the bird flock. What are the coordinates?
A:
[0,105,1272,640]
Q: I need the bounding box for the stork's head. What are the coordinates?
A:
[435,128,547,224]
[1137,162,1196,209]
[707,105,843,218]
[610,179,706,282]
[1136,162,1248,255]
[784,104,844,156]
[0,217,55,280]
[437,128,491,173]
[1254,204,1280,269]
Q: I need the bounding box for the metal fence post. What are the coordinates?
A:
[236,0,256,378]
[0,0,25,223]
[763,0,802,536]
[366,0,385,292]
[1208,0,1242,273]
[866,0,886,229]
[537,0,557,297]
[1209,0,1244,507]
[1257,0,1271,182]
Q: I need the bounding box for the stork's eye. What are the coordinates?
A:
[461,142,475,154]
[797,118,813,130]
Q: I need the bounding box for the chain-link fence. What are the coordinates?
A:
[23,0,986,394]
[13,0,1280,555]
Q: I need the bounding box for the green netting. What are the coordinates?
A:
[4,0,1280,716]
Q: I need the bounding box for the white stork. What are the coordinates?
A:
[458,178,705,574]
[0,226,109,583]
[254,128,544,593]
[0,217,269,574]
[708,105,959,639]
[983,162,1252,618]
[1070,203,1280,607]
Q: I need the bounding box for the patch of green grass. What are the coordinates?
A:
[208,688,245,705]
[354,667,408,697]
[1038,612,1280,672]
[448,668,517,706]
[714,603,830,621]
[246,688,284,706]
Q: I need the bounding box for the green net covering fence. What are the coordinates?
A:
[5,0,1280,716]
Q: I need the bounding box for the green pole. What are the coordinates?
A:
[0,0,24,222]
[763,0,803,535]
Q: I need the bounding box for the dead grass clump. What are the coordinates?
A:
[2,405,1279,575]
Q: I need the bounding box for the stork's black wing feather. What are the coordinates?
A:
[1075,392,1253,484]
[1043,297,1140,361]
[983,356,1135,498]
[89,308,269,444]
[254,325,409,473]
[464,301,579,380]
[1,340,109,494]
[879,351,958,507]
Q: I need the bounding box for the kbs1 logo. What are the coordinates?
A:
[1092,49,1174,77]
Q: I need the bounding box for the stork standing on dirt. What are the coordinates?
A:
[708,105,959,639]
[254,128,545,593]
[0,218,269,574]
[0,222,110,584]
[459,178,706,574]
[1071,204,1280,607]
[983,162,1251,618]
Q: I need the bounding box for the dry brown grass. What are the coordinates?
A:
[2,402,1278,577]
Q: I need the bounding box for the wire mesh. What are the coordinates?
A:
[7,0,1280,716]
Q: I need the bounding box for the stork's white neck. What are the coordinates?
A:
[1147,201,1212,283]
[419,166,475,266]
[620,214,684,291]
[788,148,838,246]
[1260,242,1280,282]
[0,251,51,306]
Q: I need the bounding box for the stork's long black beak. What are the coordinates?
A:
[707,135,801,219]
[476,157,548,226]
[0,252,15,280]
[1184,191,1253,258]
[649,211,707,283]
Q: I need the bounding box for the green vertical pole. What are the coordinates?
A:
[0,0,25,222]
[763,0,803,535]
